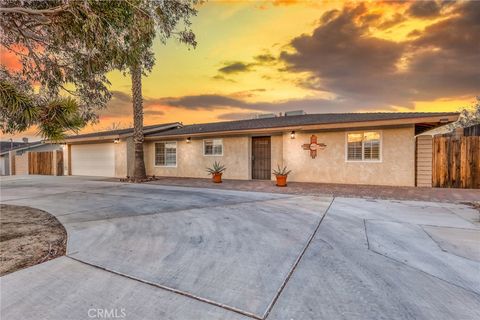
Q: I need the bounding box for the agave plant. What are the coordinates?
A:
[206,161,226,175]
[272,164,291,177]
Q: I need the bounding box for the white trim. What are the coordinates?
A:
[345,130,383,163]
[154,141,177,167]
[203,138,223,156]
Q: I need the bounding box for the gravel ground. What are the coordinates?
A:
[0,204,66,276]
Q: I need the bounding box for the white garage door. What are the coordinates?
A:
[71,143,115,177]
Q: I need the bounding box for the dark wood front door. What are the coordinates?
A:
[252,136,271,180]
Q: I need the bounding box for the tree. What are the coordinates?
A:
[114,1,198,180]
[0,0,124,136]
[0,66,84,140]
[455,96,480,128]
[1,0,198,179]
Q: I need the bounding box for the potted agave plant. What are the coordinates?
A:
[272,164,291,187]
[206,161,226,183]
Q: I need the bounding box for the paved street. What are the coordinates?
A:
[1,176,479,320]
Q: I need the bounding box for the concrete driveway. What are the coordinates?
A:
[1,176,479,320]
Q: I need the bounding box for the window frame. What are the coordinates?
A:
[154,141,177,167]
[345,130,382,163]
[203,138,223,156]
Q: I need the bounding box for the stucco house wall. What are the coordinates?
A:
[270,134,284,180]
[145,136,251,180]
[283,126,415,186]
[145,126,415,186]
[114,140,128,178]
[0,154,10,175]
[14,152,29,175]
[125,137,135,177]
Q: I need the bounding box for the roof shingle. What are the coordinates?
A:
[146,112,458,137]
[66,122,179,140]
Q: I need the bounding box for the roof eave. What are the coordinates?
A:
[145,114,460,140]
[119,122,182,138]
[64,122,183,143]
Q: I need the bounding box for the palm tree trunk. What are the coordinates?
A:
[131,63,147,180]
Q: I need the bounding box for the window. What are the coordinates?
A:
[204,139,223,156]
[155,142,176,166]
[347,131,381,161]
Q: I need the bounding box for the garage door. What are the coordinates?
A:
[71,143,115,177]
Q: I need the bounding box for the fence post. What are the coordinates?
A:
[52,151,57,176]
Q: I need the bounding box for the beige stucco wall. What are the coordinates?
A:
[145,136,250,180]
[270,134,284,181]
[14,152,29,175]
[114,140,128,178]
[283,127,415,186]
[126,137,135,177]
[63,145,69,174]
[144,126,415,186]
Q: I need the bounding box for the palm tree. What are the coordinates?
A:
[131,63,147,179]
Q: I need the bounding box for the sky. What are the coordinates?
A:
[2,0,480,140]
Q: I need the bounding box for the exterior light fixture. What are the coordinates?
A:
[113,138,120,144]
[186,137,191,143]
[290,131,296,139]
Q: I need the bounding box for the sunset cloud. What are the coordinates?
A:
[218,62,254,74]
[407,1,442,18]
[280,1,480,109]
[3,0,478,139]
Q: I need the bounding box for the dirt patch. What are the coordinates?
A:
[0,204,67,276]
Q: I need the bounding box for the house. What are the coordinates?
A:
[63,123,180,177]
[0,141,25,176]
[63,112,459,186]
[0,141,62,175]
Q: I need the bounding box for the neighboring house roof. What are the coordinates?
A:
[64,122,181,142]
[0,141,45,156]
[416,124,453,136]
[146,112,459,138]
[0,141,27,153]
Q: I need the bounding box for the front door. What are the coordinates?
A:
[252,136,271,180]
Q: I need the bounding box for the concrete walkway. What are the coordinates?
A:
[1,176,479,320]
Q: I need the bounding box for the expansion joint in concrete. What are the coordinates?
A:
[66,255,263,320]
[262,196,335,319]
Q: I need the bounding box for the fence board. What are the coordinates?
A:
[433,136,480,189]
[56,150,64,176]
[28,151,54,175]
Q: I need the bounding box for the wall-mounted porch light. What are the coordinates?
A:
[113,138,120,144]
[186,137,191,143]
[290,131,296,139]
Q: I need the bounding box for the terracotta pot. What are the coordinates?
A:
[276,175,287,187]
[212,173,223,183]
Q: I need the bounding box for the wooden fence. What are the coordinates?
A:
[464,124,480,137]
[432,136,480,188]
[29,151,53,175]
[28,150,64,175]
[56,150,64,176]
